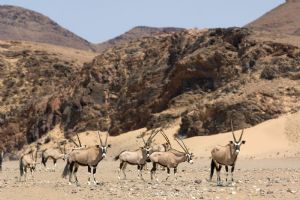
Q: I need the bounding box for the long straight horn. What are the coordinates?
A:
[76,133,82,147]
[97,131,103,146]
[231,119,237,142]
[179,138,189,153]
[238,129,244,142]
[147,129,159,145]
[69,138,79,147]
[140,134,146,145]
[160,130,172,148]
[174,138,188,153]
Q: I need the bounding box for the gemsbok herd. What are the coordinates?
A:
[0,120,246,187]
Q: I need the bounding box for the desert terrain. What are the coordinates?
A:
[1,112,300,200]
[1,1,300,200]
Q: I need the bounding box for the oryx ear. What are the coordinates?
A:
[241,140,246,144]
[229,141,234,144]
[108,144,112,148]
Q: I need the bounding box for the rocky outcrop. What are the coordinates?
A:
[64,28,300,137]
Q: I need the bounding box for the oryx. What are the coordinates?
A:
[114,129,159,180]
[210,120,246,186]
[19,143,41,181]
[149,136,194,181]
[62,132,110,185]
[41,141,67,171]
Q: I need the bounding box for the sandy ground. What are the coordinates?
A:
[1,112,300,200]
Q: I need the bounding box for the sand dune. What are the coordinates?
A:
[61,111,300,161]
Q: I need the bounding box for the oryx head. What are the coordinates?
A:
[175,137,194,164]
[97,131,111,158]
[140,129,160,157]
[230,119,246,154]
[141,146,152,158]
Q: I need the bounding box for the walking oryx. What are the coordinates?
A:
[19,143,41,181]
[114,129,159,180]
[62,132,110,185]
[0,149,4,171]
[149,136,194,181]
[210,120,246,186]
[41,141,67,171]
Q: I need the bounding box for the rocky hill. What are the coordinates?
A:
[0,40,97,151]
[1,28,300,151]
[246,0,300,36]
[94,26,184,52]
[0,5,94,51]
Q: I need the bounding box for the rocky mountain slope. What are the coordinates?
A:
[0,5,94,51]
[94,26,183,52]
[0,40,97,151]
[73,28,300,137]
[246,0,300,36]
[1,27,300,151]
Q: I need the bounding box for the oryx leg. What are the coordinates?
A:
[174,167,177,180]
[68,162,74,185]
[144,162,148,171]
[216,164,222,186]
[44,157,49,171]
[87,166,92,185]
[30,167,34,179]
[73,164,79,186]
[166,167,170,180]
[150,162,157,181]
[92,167,97,184]
[118,161,127,180]
[24,167,27,182]
[138,165,145,181]
[225,165,229,183]
[231,165,235,183]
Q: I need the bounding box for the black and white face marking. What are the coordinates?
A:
[186,153,194,164]
[101,146,107,157]
[145,147,152,157]
[231,140,246,153]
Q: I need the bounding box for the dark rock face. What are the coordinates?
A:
[1,27,300,151]
[64,28,300,137]
[0,42,81,152]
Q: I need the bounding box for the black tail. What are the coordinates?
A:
[114,151,126,161]
[210,159,216,181]
[41,151,47,167]
[114,154,120,161]
[19,156,24,177]
[62,162,70,178]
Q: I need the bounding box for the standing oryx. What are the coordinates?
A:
[210,120,246,186]
[41,141,67,171]
[114,129,159,180]
[62,132,110,185]
[149,136,194,181]
[19,143,41,181]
